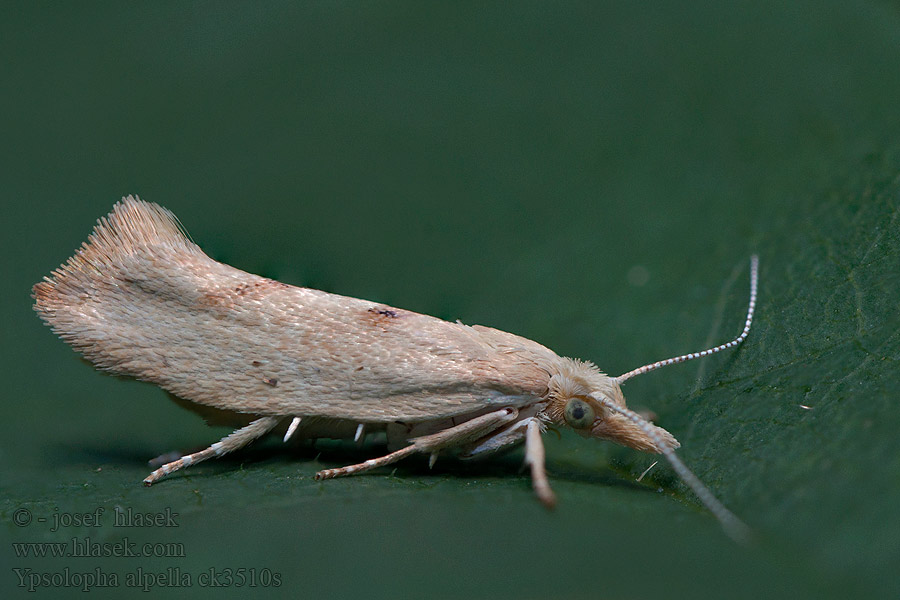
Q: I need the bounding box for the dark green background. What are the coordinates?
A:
[3,2,899,599]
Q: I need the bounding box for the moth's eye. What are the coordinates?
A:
[564,397,596,429]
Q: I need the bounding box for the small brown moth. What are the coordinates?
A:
[34,196,758,540]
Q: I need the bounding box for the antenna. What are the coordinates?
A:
[590,392,750,542]
[615,255,758,384]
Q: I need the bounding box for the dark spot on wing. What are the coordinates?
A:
[202,278,289,309]
[364,306,409,327]
[234,279,289,296]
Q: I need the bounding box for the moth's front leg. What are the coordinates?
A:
[524,419,556,509]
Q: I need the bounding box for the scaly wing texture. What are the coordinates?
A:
[33,197,558,421]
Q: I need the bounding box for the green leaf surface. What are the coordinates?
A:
[2,2,899,599]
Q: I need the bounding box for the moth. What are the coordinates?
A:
[34,196,757,540]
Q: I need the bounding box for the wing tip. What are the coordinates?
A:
[33,195,195,316]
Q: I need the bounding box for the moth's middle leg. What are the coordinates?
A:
[314,407,519,480]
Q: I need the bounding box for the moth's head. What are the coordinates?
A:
[543,359,679,453]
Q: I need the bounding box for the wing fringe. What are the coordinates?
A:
[33,195,197,313]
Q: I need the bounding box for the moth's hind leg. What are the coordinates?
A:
[314,408,519,480]
[143,416,280,485]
